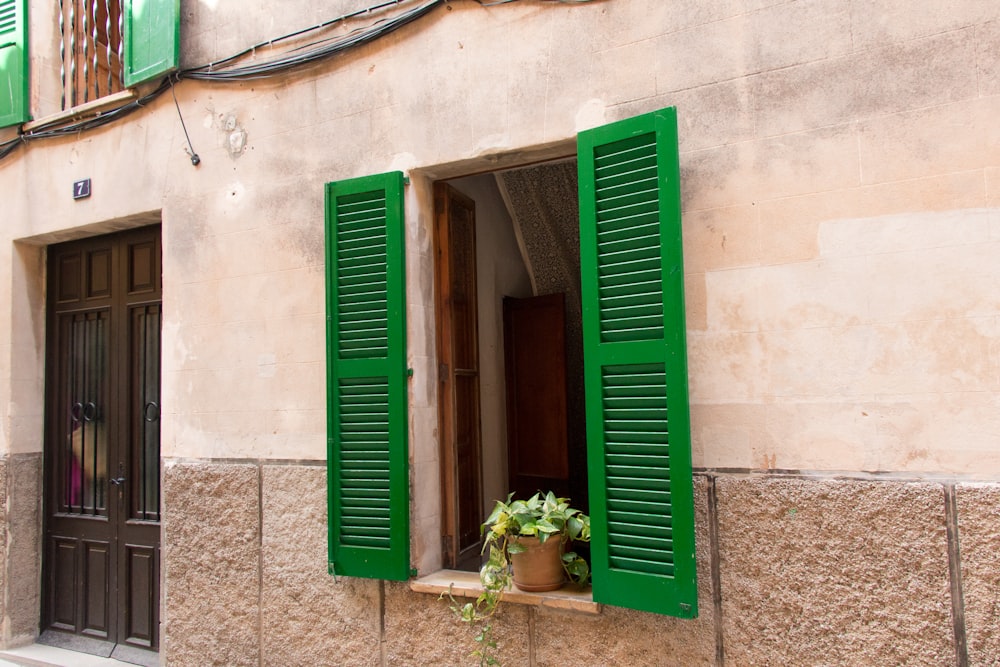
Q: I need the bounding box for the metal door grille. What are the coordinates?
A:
[62,310,109,515]
[132,304,161,521]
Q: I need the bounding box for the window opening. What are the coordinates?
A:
[435,161,589,572]
[60,0,124,109]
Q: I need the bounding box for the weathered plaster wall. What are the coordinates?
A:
[3,0,998,473]
[691,208,1000,474]
[0,245,45,458]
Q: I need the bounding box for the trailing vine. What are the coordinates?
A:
[442,543,511,666]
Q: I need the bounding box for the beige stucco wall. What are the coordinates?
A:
[2,0,997,473]
[1,0,999,663]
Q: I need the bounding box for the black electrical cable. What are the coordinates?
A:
[183,0,443,81]
[193,0,419,72]
[0,136,22,160]
[0,0,596,161]
[0,0,439,159]
[170,79,200,165]
[0,77,173,159]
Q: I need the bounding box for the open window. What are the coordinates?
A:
[434,163,587,573]
[59,0,126,108]
[326,107,697,618]
[0,0,179,128]
[59,0,179,107]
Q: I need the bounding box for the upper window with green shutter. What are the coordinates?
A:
[54,0,178,111]
[0,0,29,128]
[123,0,180,88]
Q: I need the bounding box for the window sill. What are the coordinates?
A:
[23,90,138,132]
[410,570,601,615]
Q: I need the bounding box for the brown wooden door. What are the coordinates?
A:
[503,293,570,500]
[434,183,485,570]
[43,227,161,655]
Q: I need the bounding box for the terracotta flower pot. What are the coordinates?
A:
[510,535,565,592]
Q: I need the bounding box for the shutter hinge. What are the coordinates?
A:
[328,561,338,580]
[403,176,411,186]
[407,367,414,378]
[409,567,418,578]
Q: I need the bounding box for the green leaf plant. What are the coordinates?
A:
[442,492,591,666]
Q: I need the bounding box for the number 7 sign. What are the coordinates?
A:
[73,179,91,200]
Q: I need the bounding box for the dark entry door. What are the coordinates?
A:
[43,227,162,654]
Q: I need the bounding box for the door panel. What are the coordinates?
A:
[502,294,570,500]
[51,540,78,629]
[44,227,161,652]
[83,541,110,637]
[126,544,156,644]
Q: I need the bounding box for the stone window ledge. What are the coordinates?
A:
[410,570,601,615]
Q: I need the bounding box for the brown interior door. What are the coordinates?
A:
[43,228,161,655]
[435,182,485,570]
[503,293,570,500]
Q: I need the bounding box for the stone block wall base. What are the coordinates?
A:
[716,476,954,665]
[155,462,997,666]
[0,454,42,649]
[956,484,1000,664]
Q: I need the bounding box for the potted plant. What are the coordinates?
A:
[482,491,591,591]
[443,492,590,666]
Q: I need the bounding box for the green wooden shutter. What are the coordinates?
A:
[578,107,697,618]
[0,0,28,128]
[123,0,179,87]
[326,171,410,581]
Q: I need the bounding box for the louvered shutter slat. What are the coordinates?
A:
[326,172,409,581]
[579,108,697,618]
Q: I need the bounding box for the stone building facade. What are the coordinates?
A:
[1,0,999,665]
